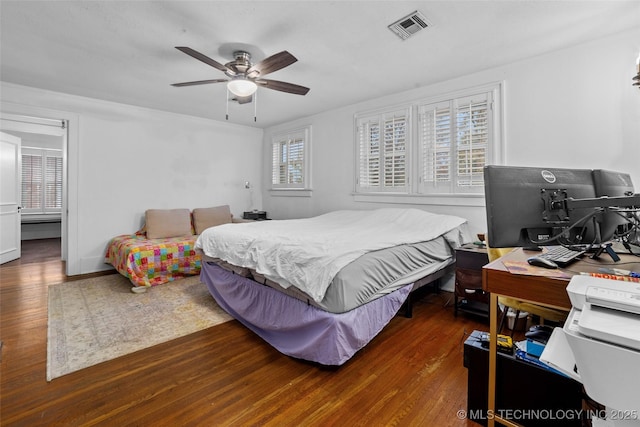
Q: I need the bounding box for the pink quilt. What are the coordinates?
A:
[105,232,201,287]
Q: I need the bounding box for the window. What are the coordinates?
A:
[354,82,502,202]
[271,126,311,193]
[418,93,490,194]
[21,148,63,215]
[356,107,410,193]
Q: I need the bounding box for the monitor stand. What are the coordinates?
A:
[590,242,621,262]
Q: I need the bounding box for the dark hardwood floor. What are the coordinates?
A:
[0,245,488,426]
[3,238,62,266]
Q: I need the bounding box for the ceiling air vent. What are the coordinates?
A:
[388,11,430,40]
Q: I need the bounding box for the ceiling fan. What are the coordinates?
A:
[171,47,310,105]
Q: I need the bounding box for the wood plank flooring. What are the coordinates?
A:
[1,244,487,426]
[3,238,62,267]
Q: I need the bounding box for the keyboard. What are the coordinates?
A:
[539,246,586,267]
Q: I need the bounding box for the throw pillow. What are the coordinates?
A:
[192,205,232,234]
[145,209,192,238]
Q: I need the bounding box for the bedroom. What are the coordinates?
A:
[1,1,638,276]
[1,0,639,425]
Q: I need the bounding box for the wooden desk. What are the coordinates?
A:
[482,247,640,427]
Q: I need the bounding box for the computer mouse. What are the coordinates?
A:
[527,256,558,269]
[528,324,554,335]
[525,327,553,344]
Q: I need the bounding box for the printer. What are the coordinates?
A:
[540,275,640,425]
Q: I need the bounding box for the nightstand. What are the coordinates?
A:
[243,211,270,220]
[454,243,489,318]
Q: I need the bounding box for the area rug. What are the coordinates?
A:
[47,274,232,381]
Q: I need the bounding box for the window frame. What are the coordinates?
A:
[270,125,312,197]
[353,82,504,206]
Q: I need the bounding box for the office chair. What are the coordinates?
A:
[486,241,568,336]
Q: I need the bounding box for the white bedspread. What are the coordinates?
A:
[195,209,467,303]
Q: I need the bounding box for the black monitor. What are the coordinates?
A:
[484,165,599,248]
[592,169,635,242]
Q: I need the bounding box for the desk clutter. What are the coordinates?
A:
[464,329,583,427]
[476,325,559,371]
[484,254,640,425]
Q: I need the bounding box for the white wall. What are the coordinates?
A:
[1,83,264,274]
[262,28,640,238]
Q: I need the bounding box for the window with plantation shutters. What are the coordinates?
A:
[354,82,502,202]
[419,92,490,194]
[21,148,63,214]
[271,126,311,191]
[356,108,410,193]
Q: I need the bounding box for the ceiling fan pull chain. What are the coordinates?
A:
[254,90,258,122]
[225,88,230,121]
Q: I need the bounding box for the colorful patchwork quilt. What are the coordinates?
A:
[105,232,201,287]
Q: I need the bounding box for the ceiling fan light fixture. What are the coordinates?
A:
[227,77,257,97]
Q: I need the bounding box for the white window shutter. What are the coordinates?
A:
[45,156,63,209]
[356,108,410,193]
[455,93,489,189]
[382,112,407,188]
[419,101,452,193]
[357,118,381,189]
[21,153,43,210]
[271,126,311,190]
[288,137,304,184]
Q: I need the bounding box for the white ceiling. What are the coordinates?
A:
[1,1,639,128]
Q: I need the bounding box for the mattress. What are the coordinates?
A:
[196,208,469,305]
[202,231,458,313]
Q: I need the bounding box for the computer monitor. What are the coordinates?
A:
[484,165,599,248]
[592,169,635,242]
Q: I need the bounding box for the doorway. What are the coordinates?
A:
[0,114,67,266]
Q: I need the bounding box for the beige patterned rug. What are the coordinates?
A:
[47,274,232,381]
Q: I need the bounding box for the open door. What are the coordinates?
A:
[0,131,21,264]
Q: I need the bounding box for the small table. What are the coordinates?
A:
[454,244,489,318]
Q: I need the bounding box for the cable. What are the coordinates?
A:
[530,209,600,246]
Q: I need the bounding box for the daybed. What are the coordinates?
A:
[196,208,471,365]
[105,205,240,287]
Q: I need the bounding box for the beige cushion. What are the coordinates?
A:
[145,209,192,239]
[192,205,232,234]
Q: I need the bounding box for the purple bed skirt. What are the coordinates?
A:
[199,262,412,365]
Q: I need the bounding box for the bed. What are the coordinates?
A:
[196,208,471,365]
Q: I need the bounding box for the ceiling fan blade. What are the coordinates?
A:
[256,79,310,95]
[175,47,229,73]
[247,51,297,77]
[171,79,228,87]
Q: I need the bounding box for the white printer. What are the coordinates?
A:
[541,275,640,425]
